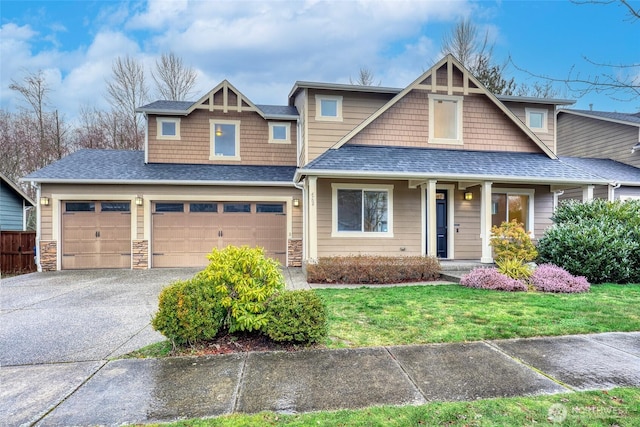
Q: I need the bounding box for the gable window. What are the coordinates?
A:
[332,184,393,237]
[269,122,291,144]
[491,189,535,234]
[210,120,240,161]
[157,118,180,140]
[525,108,548,132]
[316,95,343,122]
[428,94,463,145]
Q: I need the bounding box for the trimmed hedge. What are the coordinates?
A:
[264,290,328,344]
[306,255,441,284]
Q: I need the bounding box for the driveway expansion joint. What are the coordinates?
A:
[384,346,428,401]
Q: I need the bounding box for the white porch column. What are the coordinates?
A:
[480,181,493,264]
[583,185,594,201]
[307,176,318,262]
[426,179,437,257]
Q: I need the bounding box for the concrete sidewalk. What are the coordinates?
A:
[3,332,639,426]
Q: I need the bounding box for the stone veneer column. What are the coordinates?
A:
[287,239,302,267]
[132,240,149,269]
[39,241,57,272]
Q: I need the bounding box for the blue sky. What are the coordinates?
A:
[1,0,638,122]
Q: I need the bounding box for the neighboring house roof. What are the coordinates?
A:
[559,157,640,186]
[22,150,297,186]
[329,55,558,159]
[295,144,610,185]
[136,80,299,120]
[496,95,574,106]
[0,172,35,206]
[558,109,640,127]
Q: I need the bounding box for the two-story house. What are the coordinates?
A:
[24,55,618,271]
[556,109,640,201]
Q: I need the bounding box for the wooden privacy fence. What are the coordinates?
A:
[1,231,36,275]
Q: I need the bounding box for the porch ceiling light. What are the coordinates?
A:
[464,192,473,201]
[40,197,49,206]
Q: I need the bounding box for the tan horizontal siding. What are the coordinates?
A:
[307,90,393,162]
[558,114,640,168]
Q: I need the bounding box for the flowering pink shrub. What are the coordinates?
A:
[460,268,527,292]
[530,264,590,293]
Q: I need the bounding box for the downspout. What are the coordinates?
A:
[31,181,41,272]
[553,190,564,211]
[144,113,149,164]
[609,182,621,201]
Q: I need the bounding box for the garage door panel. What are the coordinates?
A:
[152,202,287,268]
[62,203,131,269]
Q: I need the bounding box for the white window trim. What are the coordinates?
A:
[331,183,394,238]
[315,95,343,122]
[209,119,241,161]
[157,117,181,140]
[268,122,291,144]
[525,108,548,133]
[428,94,464,145]
[492,188,535,237]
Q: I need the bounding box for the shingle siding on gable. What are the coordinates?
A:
[557,113,640,168]
[306,89,393,162]
[147,109,297,165]
[348,92,543,153]
[503,102,555,152]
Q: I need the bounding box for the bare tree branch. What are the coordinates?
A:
[349,67,381,86]
[152,52,198,101]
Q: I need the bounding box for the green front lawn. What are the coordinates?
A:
[147,388,640,426]
[317,283,640,348]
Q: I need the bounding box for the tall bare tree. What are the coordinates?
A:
[349,67,380,86]
[152,52,198,101]
[440,19,516,95]
[106,55,148,149]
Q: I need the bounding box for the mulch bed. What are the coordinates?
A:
[170,333,318,357]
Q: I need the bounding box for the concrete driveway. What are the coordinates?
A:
[1,269,200,366]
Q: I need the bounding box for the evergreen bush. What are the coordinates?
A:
[152,277,226,347]
[264,290,328,344]
[530,264,590,293]
[460,268,528,292]
[489,220,538,263]
[537,199,640,283]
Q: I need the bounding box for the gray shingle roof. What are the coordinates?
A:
[23,150,296,185]
[559,157,640,185]
[298,144,611,184]
[136,101,298,118]
[562,109,640,126]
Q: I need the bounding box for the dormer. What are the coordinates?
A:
[137,81,299,166]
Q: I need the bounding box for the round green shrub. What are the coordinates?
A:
[152,277,226,346]
[264,290,328,344]
[537,199,640,284]
[196,245,285,333]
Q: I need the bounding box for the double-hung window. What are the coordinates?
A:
[316,95,343,121]
[332,184,393,237]
[428,94,463,145]
[269,122,291,144]
[210,120,240,160]
[491,189,535,233]
[157,118,180,140]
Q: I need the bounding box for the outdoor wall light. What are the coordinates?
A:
[293,198,300,207]
[40,197,49,206]
[135,196,144,206]
[464,192,473,201]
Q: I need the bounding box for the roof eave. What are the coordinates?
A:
[497,95,575,106]
[294,168,610,186]
[20,178,296,187]
[558,110,640,128]
[263,114,299,120]
[288,80,401,99]
[135,108,190,116]
[2,173,35,206]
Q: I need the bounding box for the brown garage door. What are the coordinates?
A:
[152,202,286,268]
[62,201,132,269]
